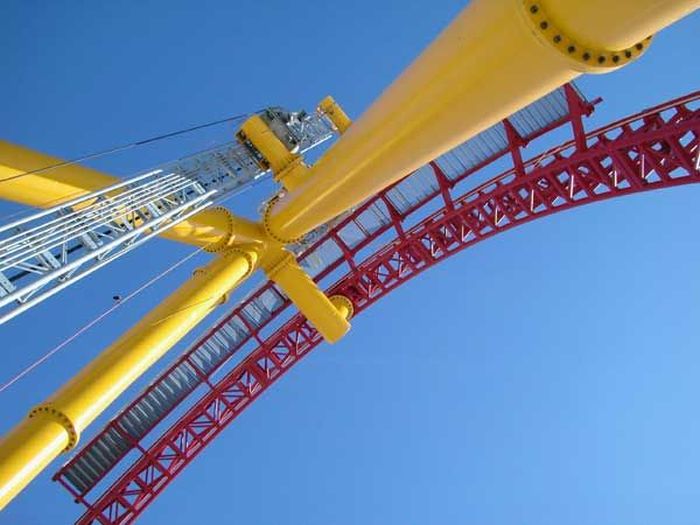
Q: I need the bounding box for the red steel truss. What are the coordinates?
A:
[74,90,699,524]
[56,84,596,504]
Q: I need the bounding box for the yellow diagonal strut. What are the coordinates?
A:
[263,0,700,243]
[0,245,261,506]
[0,141,242,250]
[0,0,698,510]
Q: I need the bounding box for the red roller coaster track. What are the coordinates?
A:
[71,90,699,524]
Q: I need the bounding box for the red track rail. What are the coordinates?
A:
[57,85,595,503]
[77,91,699,524]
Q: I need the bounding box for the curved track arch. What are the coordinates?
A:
[73,91,699,524]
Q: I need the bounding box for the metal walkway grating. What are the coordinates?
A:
[0,109,335,326]
[55,83,590,499]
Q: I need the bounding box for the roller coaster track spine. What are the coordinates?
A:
[73,90,700,524]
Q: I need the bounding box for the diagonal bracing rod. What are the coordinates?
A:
[0,112,335,324]
[0,0,698,512]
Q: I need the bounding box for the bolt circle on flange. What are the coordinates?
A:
[262,196,305,245]
[329,294,355,320]
[203,206,236,254]
[224,246,258,280]
[29,404,79,451]
[523,0,652,72]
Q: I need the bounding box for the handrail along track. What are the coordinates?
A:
[61,89,700,523]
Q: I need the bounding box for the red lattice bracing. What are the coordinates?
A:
[75,90,699,524]
[56,84,594,503]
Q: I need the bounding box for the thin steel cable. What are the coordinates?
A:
[0,111,254,224]
[0,245,208,394]
[0,113,250,183]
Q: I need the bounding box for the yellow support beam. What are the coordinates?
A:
[237,115,310,191]
[263,0,700,243]
[0,140,238,249]
[1,0,697,510]
[318,96,352,134]
[542,0,699,50]
[0,141,115,207]
[263,247,351,342]
[0,245,261,509]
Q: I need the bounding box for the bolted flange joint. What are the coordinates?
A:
[329,294,354,321]
[262,196,305,245]
[522,0,652,72]
[223,246,258,280]
[203,206,236,254]
[28,403,79,452]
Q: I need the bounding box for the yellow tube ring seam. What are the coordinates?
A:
[225,247,258,280]
[329,294,354,320]
[523,1,652,72]
[262,196,304,245]
[194,246,258,304]
[204,206,236,254]
[28,404,79,452]
[276,157,309,191]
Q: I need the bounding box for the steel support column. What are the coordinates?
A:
[0,245,261,509]
[263,0,699,243]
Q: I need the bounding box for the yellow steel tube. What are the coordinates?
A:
[0,141,116,207]
[264,249,351,343]
[0,419,68,508]
[0,245,260,509]
[0,140,237,248]
[544,0,699,50]
[238,116,297,173]
[329,295,354,322]
[318,96,352,135]
[164,207,242,249]
[193,208,267,253]
[238,115,310,191]
[264,0,699,242]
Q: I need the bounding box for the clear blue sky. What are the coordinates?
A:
[1,2,699,524]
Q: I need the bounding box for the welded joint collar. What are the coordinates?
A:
[29,403,79,452]
[522,0,652,72]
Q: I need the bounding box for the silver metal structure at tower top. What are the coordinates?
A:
[0,108,336,325]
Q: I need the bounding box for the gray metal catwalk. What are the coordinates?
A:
[57,84,586,497]
[0,109,335,325]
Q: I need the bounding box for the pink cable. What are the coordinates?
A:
[0,246,205,394]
